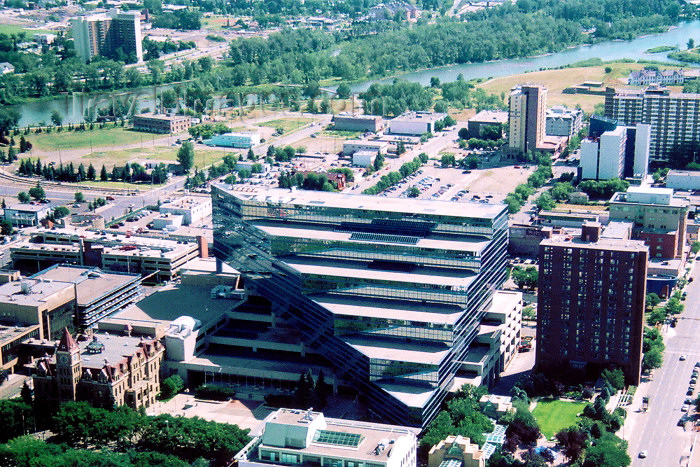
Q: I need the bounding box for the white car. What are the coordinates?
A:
[681,355,687,361]
[638,451,648,459]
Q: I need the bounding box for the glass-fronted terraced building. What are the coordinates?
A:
[212,186,509,427]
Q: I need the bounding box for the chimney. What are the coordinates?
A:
[216,258,223,274]
[197,235,208,258]
[581,221,601,243]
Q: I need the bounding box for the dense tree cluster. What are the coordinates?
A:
[360,80,433,116]
[578,179,630,200]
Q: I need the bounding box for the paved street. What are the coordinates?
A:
[626,262,700,466]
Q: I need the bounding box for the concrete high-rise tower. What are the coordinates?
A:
[508,84,547,155]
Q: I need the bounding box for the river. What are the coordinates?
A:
[12,20,700,126]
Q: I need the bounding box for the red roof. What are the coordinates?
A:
[57,327,79,352]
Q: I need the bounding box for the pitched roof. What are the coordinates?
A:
[57,327,79,352]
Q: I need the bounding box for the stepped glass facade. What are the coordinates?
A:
[212,186,508,427]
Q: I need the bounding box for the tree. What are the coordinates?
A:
[646,292,661,310]
[28,182,45,201]
[396,140,406,155]
[441,153,456,167]
[689,38,695,49]
[692,241,700,254]
[160,375,184,399]
[0,219,13,235]
[430,76,441,88]
[535,192,556,211]
[53,206,70,219]
[74,192,85,203]
[336,83,351,99]
[177,142,195,173]
[582,438,630,467]
[556,427,587,462]
[601,368,625,391]
[86,164,96,180]
[51,110,63,127]
[511,266,538,290]
[247,148,257,161]
[17,192,29,203]
[643,348,663,371]
[100,165,108,182]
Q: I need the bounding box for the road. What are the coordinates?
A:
[627,263,700,466]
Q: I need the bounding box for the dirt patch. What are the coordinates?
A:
[467,166,533,195]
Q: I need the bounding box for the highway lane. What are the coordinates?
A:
[628,263,700,466]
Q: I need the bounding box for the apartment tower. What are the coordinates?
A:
[508,85,547,155]
[537,223,648,384]
[605,85,700,162]
[72,10,143,64]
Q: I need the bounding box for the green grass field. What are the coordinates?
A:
[81,146,239,170]
[257,118,313,134]
[532,399,587,439]
[0,24,54,36]
[31,127,152,151]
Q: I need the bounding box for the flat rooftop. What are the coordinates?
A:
[214,185,506,220]
[390,112,447,123]
[0,323,39,345]
[0,279,72,307]
[312,295,463,325]
[134,113,189,121]
[252,222,490,253]
[334,114,382,121]
[490,290,522,313]
[31,265,139,306]
[160,195,211,210]
[285,257,477,289]
[542,236,648,252]
[469,110,508,124]
[112,283,235,326]
[258,408,417,463]
[377,381,436,409]
[46,333,153,370]
[343,336,449,365]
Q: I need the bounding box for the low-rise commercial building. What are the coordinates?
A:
[429,435,486,467]
[389,112,446,136]
[466,110,508,139]
[333,114,384,132]
[4,203,52,227]
[342,140,388,156]
[666,170,700,191]
[235,408,417,467]
[609,186,688,258]
[11,229,203,281]
[0,278,76,340]
[0,323,40,373]
[132,113,191,134]
[159,196,212,226]
[206,132,261,148]
[31,265,142,330]
[33,328,164,410]
[352,150,377,167]
[545,106,583,138]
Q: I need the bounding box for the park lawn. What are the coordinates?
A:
[257,117,314,134]
[0,24,54,36]
[81,146,238,170]
[30,127,150,151]
[532,399,588,439]
[76,180,164,191]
